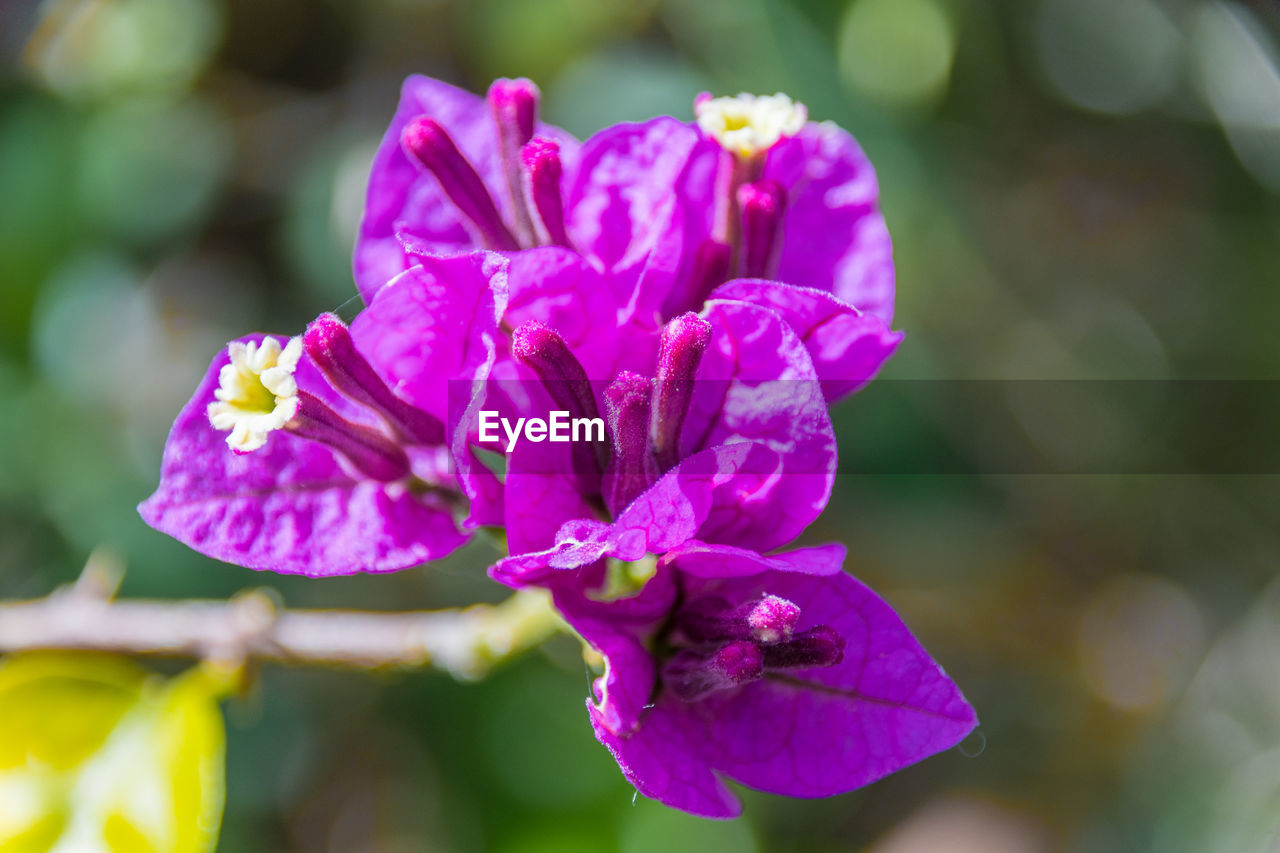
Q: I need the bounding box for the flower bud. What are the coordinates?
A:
[648,313,712,472]
[303,313,445,446]
[521,137,571,247]
[289,392,411,483]
[512,321,608,477]
[663,641,764,702]
[401,117,517,250]
[489,78,540,245]
[762,626,845,670]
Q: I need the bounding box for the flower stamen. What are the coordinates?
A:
[207,337,302,453]
[694,92,807,160]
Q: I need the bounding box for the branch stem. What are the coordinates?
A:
[0,586,561,681]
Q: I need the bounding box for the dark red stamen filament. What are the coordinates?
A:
[288,392,411,482]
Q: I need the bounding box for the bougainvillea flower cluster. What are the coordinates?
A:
[142,76,975,817]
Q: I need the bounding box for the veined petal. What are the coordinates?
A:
[689,564,976,799]
[765,122,896,323]
[556,544,975,817]
[678,299,836,551]
[564,118,716,323]
[711,279,903,402]
[139,336,468,576]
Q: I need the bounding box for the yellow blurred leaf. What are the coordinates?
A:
[0,653,226,853]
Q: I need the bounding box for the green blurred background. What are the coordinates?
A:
[2,0,1280,849]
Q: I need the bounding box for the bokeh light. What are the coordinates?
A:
[1033,0,1181,116]
[838,0,956,110]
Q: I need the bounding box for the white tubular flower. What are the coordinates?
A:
[695,92,808,159]
[207,336,302,452]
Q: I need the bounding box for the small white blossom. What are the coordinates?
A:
[207,336,302,452]
[695,92,808,158]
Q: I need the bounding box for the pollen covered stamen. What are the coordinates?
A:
[208,336,302,453]
[664,593,842,702]
[695,92,807,160]
[401,117,518,251]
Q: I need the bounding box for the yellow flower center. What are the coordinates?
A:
[206,337,302,452]
[695,92,808,159]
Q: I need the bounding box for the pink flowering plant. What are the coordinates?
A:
[139,76,975,818]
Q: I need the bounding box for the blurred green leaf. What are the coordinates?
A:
[620,799,757,853]
[460,0,657,80]
[0,95,80,360]
[77,98,232,248]
[837,0,955,110]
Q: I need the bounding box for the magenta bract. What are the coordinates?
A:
[492,498,976,817]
